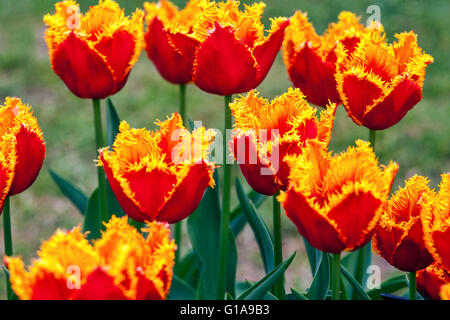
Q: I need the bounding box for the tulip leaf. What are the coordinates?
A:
[235,178,274,274]
[187,171,237,299]
[104,98,125,219]
[303,238,319,276]
[237,253,296,300]
[168,275,196,300]
[82,188,101,240]
[343,243,372,299]
[289,288,309,300]
[367,274,408,300]
[174,250,200,289]
[106,98,120,147]
[230,189,266,236]
[307,251,330,300]
[49,169,87,215]
[340,263,371,300]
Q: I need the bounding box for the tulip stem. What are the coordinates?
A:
[408,272,417,300]
[174,84,187,266]
[92,99,108,230]
[332,253,341,300]
[217,95,232,300]
[369,129,376,150]
[2,196,13,299]
[273,193,284,299]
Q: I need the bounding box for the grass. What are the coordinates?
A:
[0,0,449,298]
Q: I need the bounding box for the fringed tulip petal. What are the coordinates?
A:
[417,262,450,300]
[6,216,175,300]
[193,23,258,95]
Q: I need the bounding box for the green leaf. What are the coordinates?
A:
[174,250,200,289]
[187,172,237,299]
[238,252,295,300]
[340,264,371,300]
[106,98,121,147]
[49,169,87,214]
[230,190,266,236]
[82,188,101,240]
[238,253,296,300]
[303,238,318,276]
[289,288,309,300]
[367,274,408,300]
[168,275,196,300]
[105,98,125,219]
[343,243,372,299]
[235,178,274,274]
[307,251,330,300]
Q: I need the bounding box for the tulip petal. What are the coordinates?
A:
[74,268,127,300]
[283,189,345,253]
[392,219,433,272]
[135,271,163,300]
[124,167,178,222]
[158,162,212,223]
[95,29,136,82]
[253,20,289,86]
[193,23,258,95]
[9,125,45,196]
[340,73,384,125]
[288,44,340,107]
[100,151,148,222]
[363,78,422,130]
[145,18,199,84]
[31,272,71,300]
[430,227,450,271]
[328,189,381,250]
[373,223,404,264]
[52,33,115,99]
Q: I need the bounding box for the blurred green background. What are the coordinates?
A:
[0,0,448,298]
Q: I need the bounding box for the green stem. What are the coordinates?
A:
[217,95,232,299]
[408,272,416,300]
[92,99,108,230]
[332,253,341,300]
[369,129,376,150]
[273,193,284,299]
[174,84,187,266]
[2,196,13,299]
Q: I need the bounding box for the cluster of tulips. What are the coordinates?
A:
[0,0,448,301]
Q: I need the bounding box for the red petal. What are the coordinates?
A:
[288,44,341,107]
[158,162,212,223]
[31,273,71,300]
[253,20,289,86]
[135,271,163,300]
[9,125,45,195]
[328,190,381,250]
[363,78,422,130]
[341,74,383,124]
[283,188,345,253]
[100,151,148,222]
[145,18,199,84]
[431,227,450,271]
[74,268,127,300]
[51,32,115,99]
[95,29,135,83]
[193,23,258,95]
[373,224,404,266]
[0,166,10,213]
[392,219,433,272]
[417,265,450,300]
[233,135,278,196]
[123,167,178,222]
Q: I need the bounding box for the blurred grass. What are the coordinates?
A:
[0,0,448,298]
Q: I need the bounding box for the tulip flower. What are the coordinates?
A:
[373,175,433,272]
[335,30,433,130]
[98,113,216,224]
[279,140,398,254]
[422,173,450,271]
[44,0,144,99]
[440,284,450,300]
[230,88,336,196]
[189,0,289,96]
[144,0,202,85]
[5,216,175,300]
[0,97,46,198]
[417,262,450,300]
[283,11,383,107]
